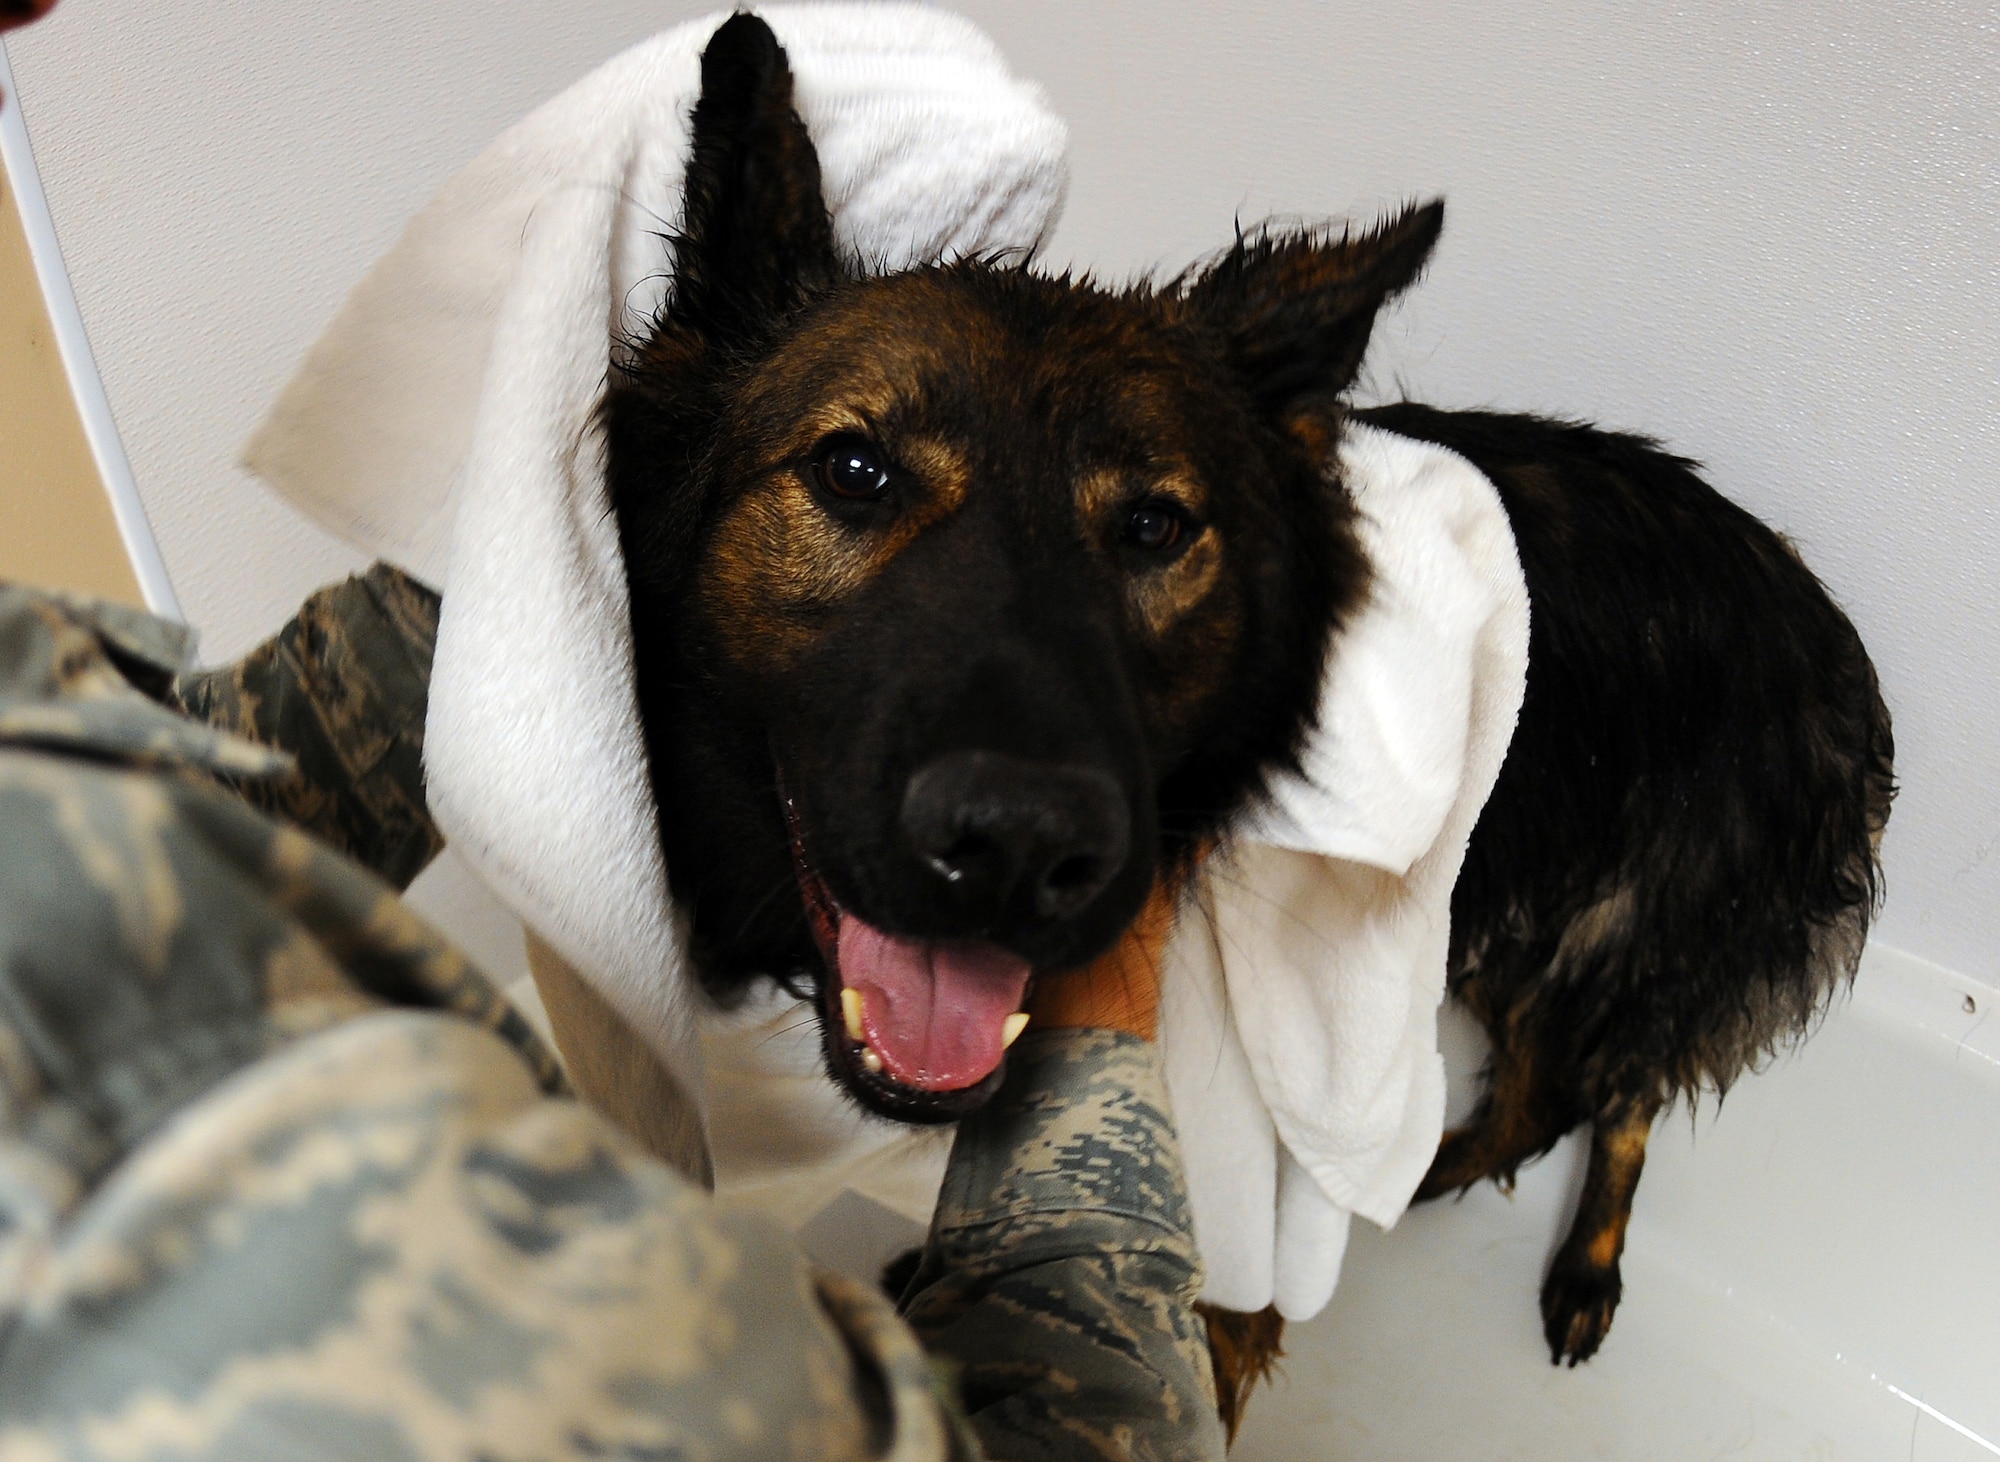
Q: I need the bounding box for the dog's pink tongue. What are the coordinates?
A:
[838,917,1032,1091]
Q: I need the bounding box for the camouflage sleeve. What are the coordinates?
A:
[2,586,1222,1462]
[0,1005,939,1461]
[900,1030,1227,1462]
[0,586,950,1461]
[170,562,444,890]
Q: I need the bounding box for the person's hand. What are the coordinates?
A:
[1022,878,1176,1040]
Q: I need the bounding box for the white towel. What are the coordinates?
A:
[1162,423,1528,1318]
[243,7,1529,1323]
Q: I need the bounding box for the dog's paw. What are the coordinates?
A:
[1540,1254,1622,1366]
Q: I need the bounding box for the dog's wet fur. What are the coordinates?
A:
[603,11,1891,1417]
[1385,405,1895,1365]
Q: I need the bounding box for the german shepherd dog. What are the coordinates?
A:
[603,12,1891,1429]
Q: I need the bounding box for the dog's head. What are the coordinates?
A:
[605,14,1440,1121]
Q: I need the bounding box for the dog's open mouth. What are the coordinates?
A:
[785,793,1032,1121]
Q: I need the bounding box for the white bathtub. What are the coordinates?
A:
[1233,944,2000,1460]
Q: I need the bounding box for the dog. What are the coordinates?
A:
[599,11,1891,1432]
[1199,410,1893,1403]
[1383,403,1895,1366]
[603,11,1412,1128]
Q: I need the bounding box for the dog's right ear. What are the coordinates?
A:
[608,15,839,594]
[670,13,842,343]
[1181,201,1443,460]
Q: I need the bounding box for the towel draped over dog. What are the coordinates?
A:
[244,4,1527,1320]
[1163,422,1527,1316]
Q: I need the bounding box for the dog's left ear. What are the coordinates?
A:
[670,12,842,344]
[1183,200,1444,455]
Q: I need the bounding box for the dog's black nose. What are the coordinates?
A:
[901,751,1130,924]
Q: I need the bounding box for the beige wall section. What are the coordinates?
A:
[0,153,139,605]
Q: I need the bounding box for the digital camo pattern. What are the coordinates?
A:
[0,584,565,1283]
[0,1008,944,1462]
[904,1030,1226,1462]
[0,586,899,1459]
[1,581,1223,1460]
[170,564,445,892]
[0,585,287,782]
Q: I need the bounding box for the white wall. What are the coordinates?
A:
[10,1,1997,983]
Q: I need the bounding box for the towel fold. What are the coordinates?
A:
[1163,423,1528,1317]
[243,6,1527,1322]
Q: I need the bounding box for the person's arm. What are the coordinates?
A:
[1,584,1223,1461]
[0,584,922,1460]
[170,563,445,888]
[893,879,1224,1462]
[901,1030,1224,1462]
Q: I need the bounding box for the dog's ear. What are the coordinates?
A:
[671,13,841,341]
[1183,200,1443,455]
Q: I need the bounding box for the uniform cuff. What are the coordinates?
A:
[932,1028,1197,1263]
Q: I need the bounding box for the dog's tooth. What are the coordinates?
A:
[861,1046,884,1074]
[1002,1012,1030,1049]
[841,987,866,1042]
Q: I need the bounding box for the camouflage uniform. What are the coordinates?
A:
[0,574,1223,1461]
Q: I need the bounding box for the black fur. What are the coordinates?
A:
[1374,404,1893,1361]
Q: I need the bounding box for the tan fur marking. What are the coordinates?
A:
[1282,409,1340,464]
[776,404,882,459]
[1073,468,1119,521]
[704,473,863,663]
[1028,874,1182,1039]
[1075,466,1225,638]
[1199,1302,1286,1443]
[1131,527,1224,637]
[1550,884,1637,979]
[1075,464,1209,521]
[704,433,972,669]
[1585,1217,1625,1269]
[886,434,972,537]
[1581,1109,1650,1267]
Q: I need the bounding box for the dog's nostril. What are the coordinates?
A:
[1036,852,1113,919]
[1045,854,1102,894]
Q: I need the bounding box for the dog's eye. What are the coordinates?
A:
[814,436,892,501]
[1122,499,1189,554]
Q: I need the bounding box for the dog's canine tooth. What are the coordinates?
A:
[1002,1012,1030,1048]
[841,987,865,1042]
[861,1046,884,1074]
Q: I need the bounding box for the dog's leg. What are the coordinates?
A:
[1197,1302,1285,1445]
[1539,1092,1662,1365]
[1412,1022,1573,1201]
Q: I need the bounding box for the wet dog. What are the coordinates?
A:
[1204,412,1892,1404]
[604,12,1417,1126]
[601,10,1891,1428]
